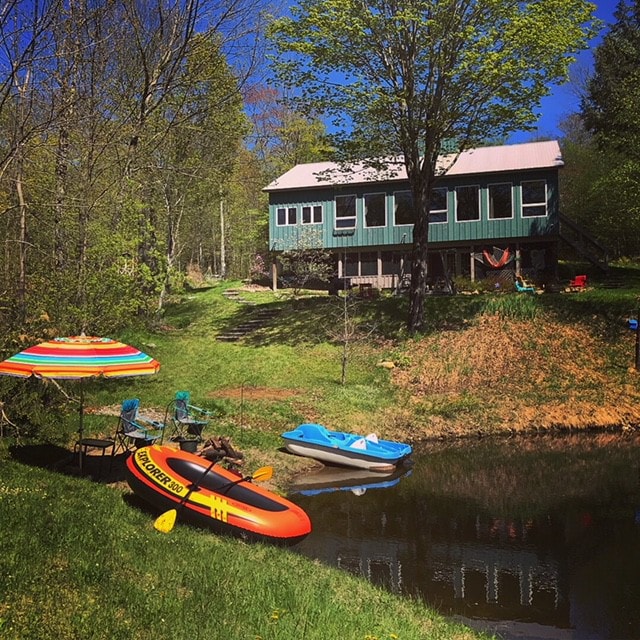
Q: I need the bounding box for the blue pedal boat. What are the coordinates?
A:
[281,423,412,472]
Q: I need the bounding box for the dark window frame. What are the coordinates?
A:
[364,192,386,228]
[488,183,513,220]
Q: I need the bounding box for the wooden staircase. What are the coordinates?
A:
[217,289,279,342]
[558,213,610,273]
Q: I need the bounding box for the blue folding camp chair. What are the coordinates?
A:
[169,391,211,443]
[114,398,164,454]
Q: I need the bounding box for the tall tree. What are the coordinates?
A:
[0,0,270,338]
[269,0,597,332]
[0,0,60,324]
[245,85,333,180]
[573,0,640,258]
[582,0,640,157]
[147,32,248,302]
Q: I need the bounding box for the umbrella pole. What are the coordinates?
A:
[78,381,84,473]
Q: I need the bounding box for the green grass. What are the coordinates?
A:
[0,460,489,640]
[75,283,403,448]
[3,263,640,639]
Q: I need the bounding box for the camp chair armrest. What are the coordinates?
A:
[187,403,212,416]
[137,414,164,428]
[126,419,153,433]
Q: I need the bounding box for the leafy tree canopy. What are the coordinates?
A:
[269,0,597,162]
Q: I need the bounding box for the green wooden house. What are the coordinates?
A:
[264,140,566,291]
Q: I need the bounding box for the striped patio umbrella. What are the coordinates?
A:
[0,336,160,467]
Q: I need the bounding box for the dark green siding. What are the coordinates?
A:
[268,169,559,252]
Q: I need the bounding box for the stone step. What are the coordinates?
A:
[218,290,279,341]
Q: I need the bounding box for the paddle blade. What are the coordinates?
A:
[154,509,177,533]
[252,466,273,482]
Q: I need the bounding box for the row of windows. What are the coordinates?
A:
[276,180,548,229]
[276,204,322,226]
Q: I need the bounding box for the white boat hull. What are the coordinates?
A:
[284,441,399,472]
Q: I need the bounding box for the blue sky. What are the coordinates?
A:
[509,0,618,143]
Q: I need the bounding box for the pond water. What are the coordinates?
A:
[288,433,640,640]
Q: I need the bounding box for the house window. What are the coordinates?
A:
[455,185,480,221]
[276,206,297,226]
[522,180,547,217]
[364,193,386,227]
[360,251,378,276]
[429,187,448,223]
[394,191,415,225]
[335,195,356,229]
[489,183,513,219]
[344,254,359,276]
[381,251,398,276]
[302,204,322,224]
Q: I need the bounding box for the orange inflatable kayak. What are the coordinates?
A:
[126,446,311,545]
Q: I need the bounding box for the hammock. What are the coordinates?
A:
[483,247,512,269]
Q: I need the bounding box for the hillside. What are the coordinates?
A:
[152,273,640,454]
[388,312,640,440]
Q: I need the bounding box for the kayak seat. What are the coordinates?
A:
[168,391,211,443]
[114,398,164,454]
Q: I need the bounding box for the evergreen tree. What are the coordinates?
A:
[575,0,640,258]
[582,0,640,156]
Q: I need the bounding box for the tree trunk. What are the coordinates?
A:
[407,212,429,333]
[16,149,27,325]
[220,193,226,279]
[407,165,433,334]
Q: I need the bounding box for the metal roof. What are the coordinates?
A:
[263,140,563,192]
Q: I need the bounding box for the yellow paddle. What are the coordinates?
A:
[246,465,273,483]
[214,465,274,495]
[153,464,274,533]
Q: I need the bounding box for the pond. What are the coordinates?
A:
[288,433,640,640]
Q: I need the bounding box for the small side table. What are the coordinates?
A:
[74,438,115,478]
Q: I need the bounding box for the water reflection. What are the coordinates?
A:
[288,465,412,496]
[289,433,640,640]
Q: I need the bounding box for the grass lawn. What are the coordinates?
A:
[84,264,640,452]
[2,262,640,639]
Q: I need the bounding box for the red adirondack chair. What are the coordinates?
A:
[569,274,588,291]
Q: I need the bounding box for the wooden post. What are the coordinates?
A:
[271,258,278,292]
[636,304,640,370]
